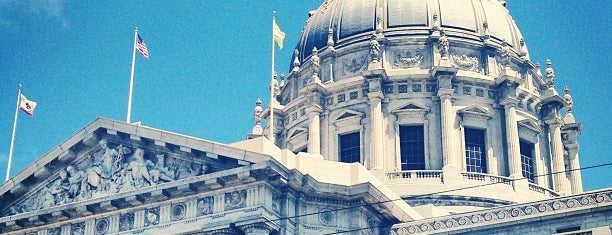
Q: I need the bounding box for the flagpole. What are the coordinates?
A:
[127,27,138,124]
[6,84,22,182]
[269,12,276,144]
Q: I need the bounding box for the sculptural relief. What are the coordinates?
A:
[341,56,367,76]
[224,190,247,211]
[197,196,214,216]
[450,54,480,72]
[9,140,215,215]
[393,50,423,68]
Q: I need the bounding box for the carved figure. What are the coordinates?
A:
[197,197,214,216]
[129,148,152,187]
[500,40,511,67]
[51,169,71,204]
[149,154,175,184]
[545,59,555,88]
[370,36,381,62]
[564,85,573,113]
[311,47,320,75]
[254,98,263,126]
[66,166,85,199]
[438,30,449,58]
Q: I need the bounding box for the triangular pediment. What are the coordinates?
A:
[518,119,542,133]
[334,110,364,121]
[457,105,492,118]
[391,101,430,114]
[288,128,307,139]
[0,118,270,217]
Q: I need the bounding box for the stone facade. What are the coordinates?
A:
[261,0,583,210]
[0,118,419,235]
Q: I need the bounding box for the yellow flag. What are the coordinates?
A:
[273,20,285,49]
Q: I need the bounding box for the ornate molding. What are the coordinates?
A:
[391,189,612,234]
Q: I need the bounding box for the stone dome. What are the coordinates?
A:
[293,0,527,65]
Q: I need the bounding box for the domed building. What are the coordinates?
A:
[0,1,610,235]
[262,0,581,212]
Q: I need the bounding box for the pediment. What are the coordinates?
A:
[518,119,542,133]
[0,118,269,217]
[334,110,364,121]
[288,128,307,139]
[391,101,430,114]
[457,105,492,118]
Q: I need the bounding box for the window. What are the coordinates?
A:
[339,132,360,163]
[520,140,535,182]
[464,128,487,173]
[399,126,425,170]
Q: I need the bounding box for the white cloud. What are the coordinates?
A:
[0,0,68,28]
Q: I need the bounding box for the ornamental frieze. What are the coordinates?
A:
[9,139,212,215]
[393,50,423,68]
[450,54,480,72]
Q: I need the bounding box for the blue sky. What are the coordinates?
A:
[0,1,610,191]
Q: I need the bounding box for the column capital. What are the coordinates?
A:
[500,97,519,107]
[367,91,384,101]
[437,88,454,100]
[544,117,564,127]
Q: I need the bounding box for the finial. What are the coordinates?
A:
[545,59,555,88]
[293,49,301,72]
[519,38,527,58]
[280,73,285,87]
[563,85,573,113]
[327,28,334,47]
[252,98,264,135]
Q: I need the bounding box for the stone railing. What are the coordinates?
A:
[390,189,612,234]
[386,170,559,198]
[386,170,443,180]
[529,183,560,197]
[461,172,512,185]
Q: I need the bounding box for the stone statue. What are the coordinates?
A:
[438,30,449,58]
[564,85,573,113]
[545,59,555,88]
[293,49,301,69]
[66,166,85,199]
[51,169,71,204]
[149,153,175,184]
[500,40,511,67]
[128,148,152,187]
[370,35,381,62]
[311,47,320,75]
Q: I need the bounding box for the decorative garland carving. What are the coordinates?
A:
[450,54,479,72]
[341,56,367,76]
[393,51,423,68]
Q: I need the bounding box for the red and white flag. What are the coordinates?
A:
[136,34,149,59]
[19,94,37,115]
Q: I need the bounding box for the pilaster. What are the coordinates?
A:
[546,118,570,195]
[501,98,522,178]
[307,106,323,155]
[367,91,384,170]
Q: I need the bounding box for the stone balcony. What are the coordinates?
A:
[385,170,559,207]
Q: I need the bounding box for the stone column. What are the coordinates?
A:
[547,119,570,194]
[501,98,522,178]
[307,107,322,155]
[368,91,384,169]
[438,91,455,167]
[566,145,583,193]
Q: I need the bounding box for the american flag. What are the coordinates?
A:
[136,34,149,59]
